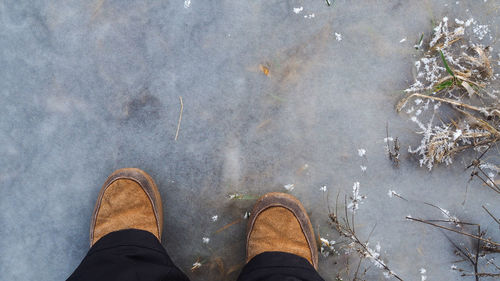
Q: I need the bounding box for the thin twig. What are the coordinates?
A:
[175,96,183,141]
[482,205,500,226]
[406,217,500,247]
[397,93,498,118]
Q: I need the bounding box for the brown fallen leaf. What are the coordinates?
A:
[259,64,270,76]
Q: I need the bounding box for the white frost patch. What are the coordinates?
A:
[420,268,427,281]
[293,7,303,14]
[243,211,251,219]
[202,237,210,244]
[184,0,191,9]
[400,38,407,43]
[473,23,490,40]
[211,215,218,222]
[465,18,474,27]
[304,13,315,19]
[358,148,366,157]
[284,183,295,191]
[360,165,367,172]
[334,32,342,41]
[320,185,327,192]
[452,129,462,140]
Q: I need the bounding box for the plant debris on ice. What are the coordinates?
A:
[397,17,499,182]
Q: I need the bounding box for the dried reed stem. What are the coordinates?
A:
[175,96,183,141]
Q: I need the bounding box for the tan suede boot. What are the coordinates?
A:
[246,192,319,269]
[89,168,163,246]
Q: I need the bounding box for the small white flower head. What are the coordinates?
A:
[320,185,327,192]
[360,165,367,172]
[293,6,303,14]
[283,183,295,191]
[211,215,218,222]
[357,148,366,157]
[334,32,342,41]
[202,237,210,244]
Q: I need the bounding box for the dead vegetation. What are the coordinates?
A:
[406,205,500,280]
[397,17,499,177]
[385,123,401,167]
[324,192,404,281]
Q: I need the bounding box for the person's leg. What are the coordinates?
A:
[66,168,190,281]
[237,192,325,281]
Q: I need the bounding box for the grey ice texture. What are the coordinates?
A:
[0,0,499,280]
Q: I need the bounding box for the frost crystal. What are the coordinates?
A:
[357,148,366,157]
[191,261,202,270]
[293,7,303,14]
[387,189,401,198]
[211,215,218,222]
[334,32,342,41]
[202,237,210,244]
[319,237,336,257]
[320,185,327,192]
[283,183,295,191]
[420,268,427,281]
[347,182,366,212]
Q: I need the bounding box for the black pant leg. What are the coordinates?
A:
[236,252,325,281]
[67,229,190,281]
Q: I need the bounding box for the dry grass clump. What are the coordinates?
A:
[397,17,499,178]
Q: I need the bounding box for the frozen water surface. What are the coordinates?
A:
[1,0,499,280]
